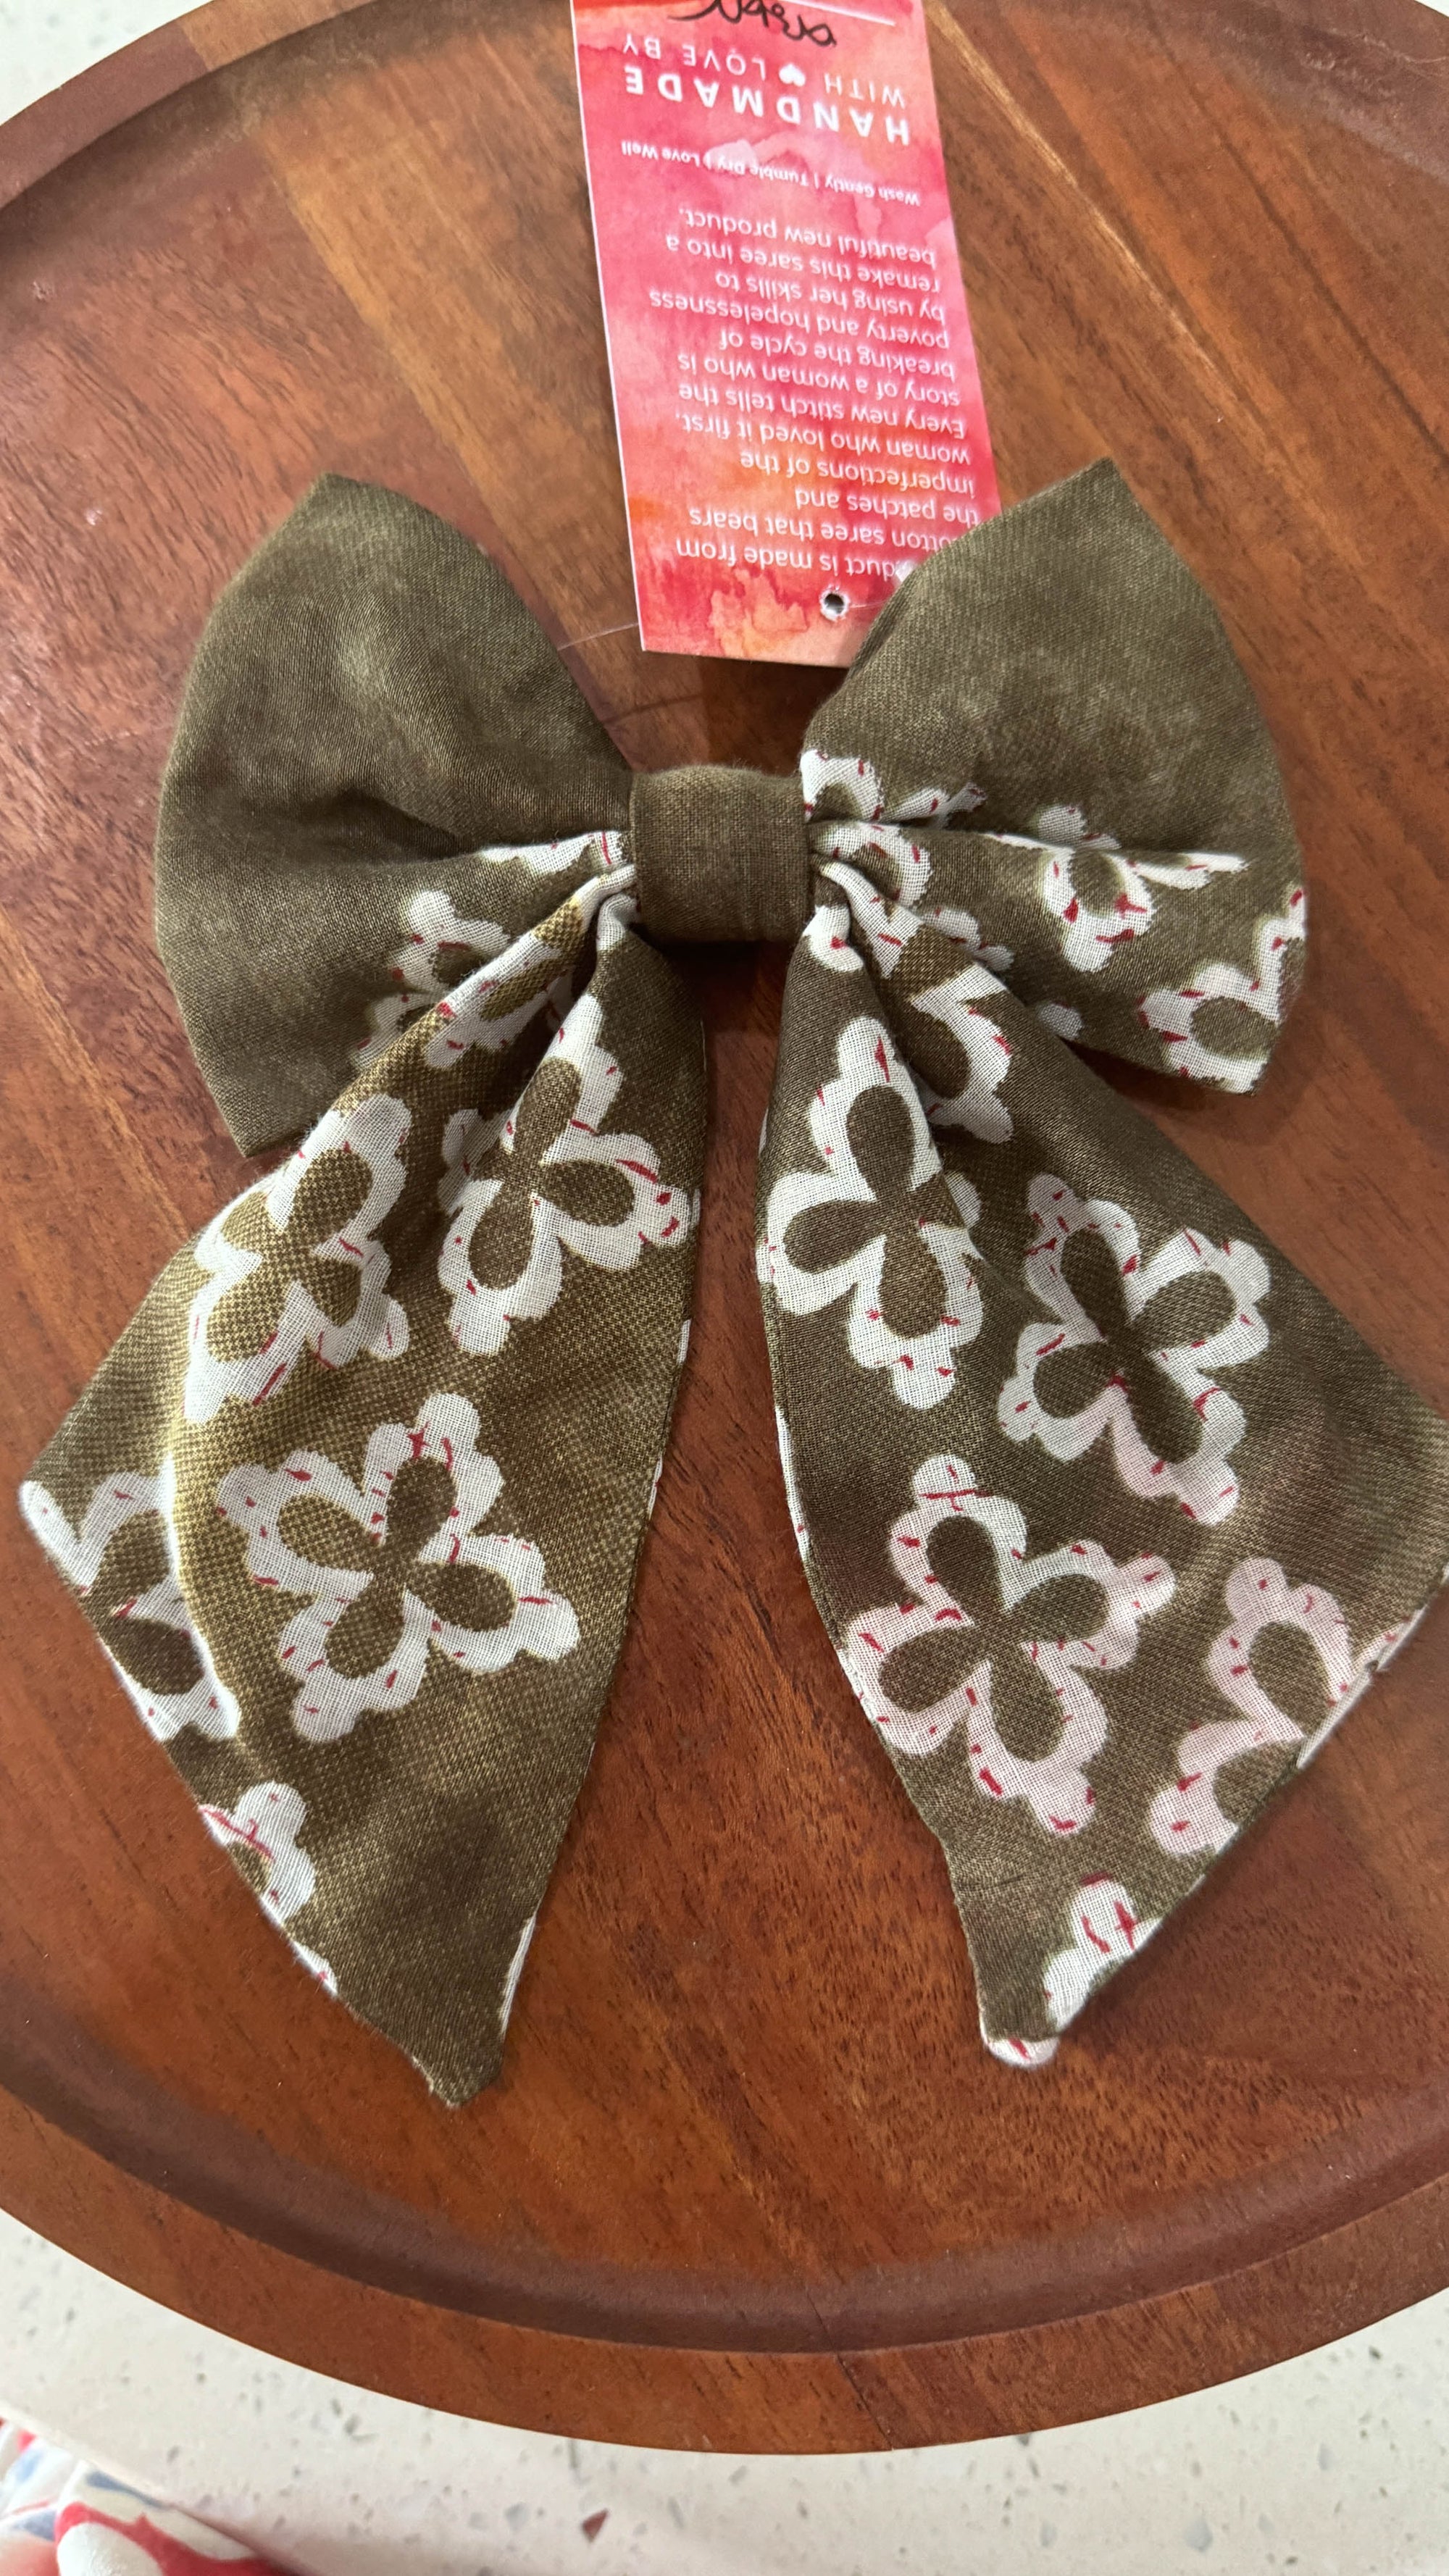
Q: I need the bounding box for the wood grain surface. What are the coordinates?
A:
[1,0,1447,2452]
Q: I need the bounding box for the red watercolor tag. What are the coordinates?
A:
[571,0,1000,666]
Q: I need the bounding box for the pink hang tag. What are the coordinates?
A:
[571,0,1001,665]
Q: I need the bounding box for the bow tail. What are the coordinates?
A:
[761,899,1449,2066]
[22,877,703,2103]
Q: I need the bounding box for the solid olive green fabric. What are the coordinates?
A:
[631,765,813,942]
[22,462,1449,2099]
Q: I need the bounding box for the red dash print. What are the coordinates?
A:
[582,2512,609,2543]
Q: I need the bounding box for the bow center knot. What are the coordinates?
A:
[630,765,813,944]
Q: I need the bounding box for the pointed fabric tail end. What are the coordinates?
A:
[760,808,1449,2074]
[21,885,704,2102]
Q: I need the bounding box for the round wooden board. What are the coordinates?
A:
[2,0,1448,2454]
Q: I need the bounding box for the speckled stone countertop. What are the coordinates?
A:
[4,2211,1449,2576]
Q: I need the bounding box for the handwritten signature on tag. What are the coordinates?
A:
[672,0,840,47]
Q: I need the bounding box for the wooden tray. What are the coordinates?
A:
[1,0,1448,2454]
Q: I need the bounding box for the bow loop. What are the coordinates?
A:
[808,460,1295,863]
[156,474,632,1154]
[798,462,1308,1094]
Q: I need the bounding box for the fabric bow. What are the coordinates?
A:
[22,464,1449,2103]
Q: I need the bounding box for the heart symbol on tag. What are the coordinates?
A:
[779,62,806,85]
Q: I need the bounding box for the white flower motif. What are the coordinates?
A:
[842,1453,1174,1833]
[798,756,1013,974]
[998,1174,1271,1525]
[800,855,1018,1145]
[985,2031,1060,2069]
[909,958,1015,1145]
[424,929,574,1066]
[759,1016,983,1409]
[988,1875,1165,2061]
[437,986,694,1359]
[807,856,1013,994]
[288,1942,338,1990]
[354,840,630,1070]
[800,753,991,931]
[799,748,985,828]
[593,883,640,952]
[1040,1875,1162,2030]
[422,869,635,1067]
[21,1460,241,1742]
[1137,887,1308,1090]
[199,1782,341,1993]
[923,908,1014,976]
[803,897,865,974]
[817,818,934,912]
[815,857,923,977]
[1149,1557,1429,1858]
[200,1780,317,1923]
[985,803,1247,976]
[473,828,628,879]
[355,890,509,1069]
[217,1392,579,1743]
[184,1093,410,1426]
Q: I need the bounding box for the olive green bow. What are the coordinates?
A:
[22,464,1449,2102]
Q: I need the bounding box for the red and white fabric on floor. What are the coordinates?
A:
[0,2424,287,2575]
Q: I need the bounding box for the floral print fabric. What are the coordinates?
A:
[22,464,1449,2098]
[0,2423,285,2576]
